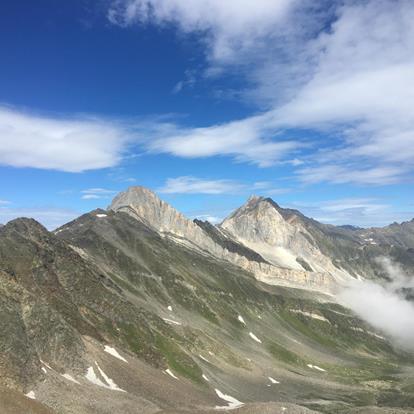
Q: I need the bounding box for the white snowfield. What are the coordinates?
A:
[61,373,80,384]
[96,214,107,218]
[104,345,128,363]
[165,369,178,379]
[214,388,244,410]
[85,363,125,392]
[163,317,182,325]
[307,364,326,372]
[268,376,280,384]
[25,391,36,400]
[237,315,246,325]
[167,305,173,311]
[249,332,262,343]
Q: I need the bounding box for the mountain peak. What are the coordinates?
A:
[1,217,48,235]
[247,194,264,203]
[109,186,191,235]
[109,186,161,210]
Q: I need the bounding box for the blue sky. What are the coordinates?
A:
[1,0,413,229]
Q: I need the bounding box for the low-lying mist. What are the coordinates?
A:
[338,257,414,350]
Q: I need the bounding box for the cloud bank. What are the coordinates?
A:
[339,257,414,350]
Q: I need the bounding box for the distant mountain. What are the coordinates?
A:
[1,186,414,414]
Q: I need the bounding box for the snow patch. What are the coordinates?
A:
[96,214,107,218]
[249,332,262,343]
[163,318,182,325]
[104,345,128,363]
[95,362,125,392]
[199,354,210,363]
[40,359,52,370]
[215,388,244,410]
[307,364,326,372]
[237,315,246,325]
[202,374,210,382]
[85,364,125,392]
[41,367,47,374]
[350,326,385,340]
[268,376,280,384]
[167,305,173,311]
[85,366,108,388]
[208,351,215,356]
[165,369,178,379]
[61,373,80,384]
[25,391,36,400]
[290,309,330,323]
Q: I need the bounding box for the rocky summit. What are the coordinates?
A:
[1,186,414,414]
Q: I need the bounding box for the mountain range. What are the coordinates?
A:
[1,186,414,414]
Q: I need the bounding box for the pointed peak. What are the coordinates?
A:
[247,194,263,203]
[109,186,163,212]
[245,195,280,209]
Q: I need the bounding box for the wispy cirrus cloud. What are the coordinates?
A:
[147,115,301,167]
[288,198,413,227]
[108,0,414,186]
[0,206,79,230]
[108,0,298,63]
[158,176,288,195]
[81,188,117,200]
[158,176,245,194]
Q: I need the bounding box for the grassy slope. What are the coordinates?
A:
[54,210,414,413]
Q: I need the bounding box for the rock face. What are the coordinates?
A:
[109,187,339,293]
[220,196,346,276]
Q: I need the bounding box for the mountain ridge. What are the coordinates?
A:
[1,186,414,413]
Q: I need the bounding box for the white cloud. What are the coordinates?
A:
[0,106,129,172]
[159,176,244,194]
[108,0,414,185]
[81,188,117,200]
[271,0,414,184]
[147,114,300,167]
[338,258,414,350]
[287,198,414,228]
[296,165,407,186]
[0,200,10,205]
[108,0,297,63]
[158,176,288,195]
[0,206,79,230]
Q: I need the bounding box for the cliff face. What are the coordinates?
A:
[220,196,346,275]
[109,187,340,293]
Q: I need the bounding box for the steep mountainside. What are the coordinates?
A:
[109,187,338,292]
[0,187,414,414]
[220,195,414,282]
